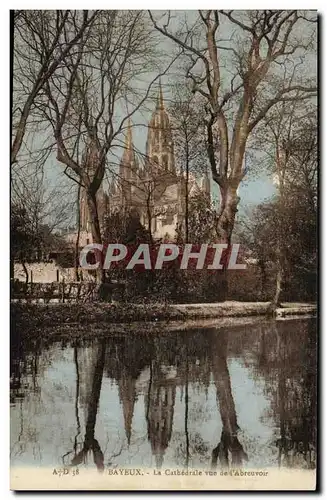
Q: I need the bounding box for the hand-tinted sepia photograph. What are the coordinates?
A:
[10,9,318,491]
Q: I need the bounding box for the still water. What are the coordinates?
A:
[10,317,317,472]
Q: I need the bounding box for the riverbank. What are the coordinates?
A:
[11,301,316,333]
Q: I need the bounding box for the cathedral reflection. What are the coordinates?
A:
[145,355,177,468]
[10,319,317,471]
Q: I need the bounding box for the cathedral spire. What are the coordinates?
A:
[119,118,139,207]
[120,118,137,175]
[125,118,133,149]
[146,80,175,175]
[157,80,164,110]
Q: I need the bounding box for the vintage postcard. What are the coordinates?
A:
[10,9,318,491]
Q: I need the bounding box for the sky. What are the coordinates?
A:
[41,72,277,208]
[26,9,316,224]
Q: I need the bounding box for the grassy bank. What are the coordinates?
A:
[11,301,316,333]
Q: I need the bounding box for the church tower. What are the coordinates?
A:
[102,83,210,242]
[117,119,140,209]
[79,138,108,235]
[146,82,175,175]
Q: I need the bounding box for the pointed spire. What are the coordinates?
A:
[125,118,133,149]
[157,80,164,110]
[120,119,134,170]
[118,372,136,446]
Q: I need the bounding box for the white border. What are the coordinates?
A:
[2,3,323,499]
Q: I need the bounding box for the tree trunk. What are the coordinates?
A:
[86,189,104,284]
[210,331,248,469]
[75,185,81,282]
[215,185,240,302]
[184,345,190,468]
[71,341,106,472]
[10,256,15,282]
[216,185,239,244]
[146,201,154,244]
[271,229,284,308]
[258,258,267,298]
[185,155,189,244]
[21,259,29,285]
[86,189,102,245]
[272,260,283,308]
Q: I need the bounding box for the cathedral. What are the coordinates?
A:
[79,83,211,242]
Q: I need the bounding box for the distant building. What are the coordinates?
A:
[78,83,211,242]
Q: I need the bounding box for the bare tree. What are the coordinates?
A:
[266,103,317,306]
[12,10,99,165]
[11,182,73,286]
[149,10,317,250]
[27,11,180,284]
[237,102,317,304]
[169,85,209,243]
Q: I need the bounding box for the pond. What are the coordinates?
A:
[10,317,317,473]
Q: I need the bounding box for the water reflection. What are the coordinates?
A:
[10,318,317,471]
[69,341,106,471]
[210,330,248,469]
[256,322,316,469]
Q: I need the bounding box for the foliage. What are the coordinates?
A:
[100,198,227,303]
[11,203,72,267]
